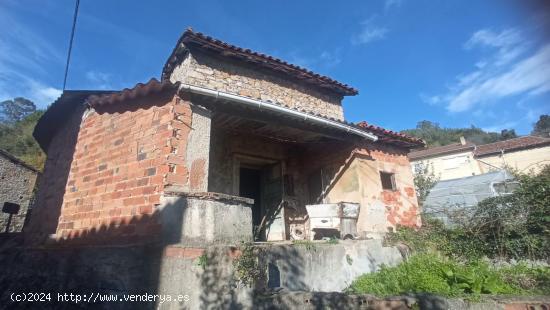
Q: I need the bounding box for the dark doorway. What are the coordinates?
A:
[239,168,262,234]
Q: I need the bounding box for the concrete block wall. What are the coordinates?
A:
[159,192,253,247]
[257,239,404,292]
[169,52,346,121]
[2,241,548,309]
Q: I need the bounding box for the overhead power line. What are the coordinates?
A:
[62,0,80,91]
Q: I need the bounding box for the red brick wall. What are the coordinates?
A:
[55,93,193,241]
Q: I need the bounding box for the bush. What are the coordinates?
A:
[497,263,550,294]
[371,167,550,299]
[385,218,485,260]
[388,165,550,261]
[346,254,548,299]
[471,165,550,260]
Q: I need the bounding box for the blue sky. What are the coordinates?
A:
[1,0,549,134]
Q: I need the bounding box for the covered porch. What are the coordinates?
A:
[190,90,374,242]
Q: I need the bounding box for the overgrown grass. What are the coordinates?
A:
[196,253,207,269]
[357,166,550,299]
[292,240,317,251]
[326,237,339,244]
[346,253,550,299]
[498,263,550,294]
[233,242,262,287]
[385,218,486,260]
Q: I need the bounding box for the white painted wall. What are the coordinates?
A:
[410,150,481,181]
[477,145,550,173]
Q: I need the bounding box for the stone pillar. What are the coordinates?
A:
[185,105,211,192]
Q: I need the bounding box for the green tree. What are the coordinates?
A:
[0,97,37,123]
[499,129,517,140]
[0,110,45,169]
[402,120,518,147]
[531,114,550,137]
[413,162,439,206]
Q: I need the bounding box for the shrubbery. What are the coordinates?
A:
[346,254,549,299]
[385,218,486,260]
[471,165,550,259]
[349,166,550,298]
[390,165,550,261]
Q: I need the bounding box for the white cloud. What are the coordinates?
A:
[464,28,521,49]
[319,50,342,67]
[464,28,526,67]
[86,71,113,90]
[422,27,550,115]
[0,7,63,107]
[286,50,313,69]
[29,82,62,105]
[0,74,61,107]
[447,44,550,112]
[419,93,442,106]
[285,49,342,72]
[351,17,388,45]
[384,0,402,11]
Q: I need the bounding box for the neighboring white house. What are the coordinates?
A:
[408,137,480,181]
[409,135,550,181]
[475,136,550,174]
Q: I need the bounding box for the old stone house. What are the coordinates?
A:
[27,29,423,245]
[0,149,39,233]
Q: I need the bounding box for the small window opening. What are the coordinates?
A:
[380,171,396,191]
[267,262,281,288]
[493,181,520,195]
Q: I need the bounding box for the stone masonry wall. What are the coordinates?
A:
[169,51,345,120]
[55,93,194,241]
[0,155,38,233]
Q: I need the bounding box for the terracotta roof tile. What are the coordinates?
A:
[408,142,475,160]
[37,78,424,152]
[408,135,550,160]
[87,78,178,108]
[474,136,550,156]
[356,121,425,147]
[162,28,358,96]
[33,90,114,151]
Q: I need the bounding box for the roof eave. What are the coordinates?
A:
[161,29,358,97]
[409,146,476,161]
